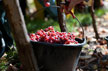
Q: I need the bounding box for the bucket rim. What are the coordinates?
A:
[31,38,86,47]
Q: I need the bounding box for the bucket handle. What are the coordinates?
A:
[69,11,85,39]
[75,16,85,39]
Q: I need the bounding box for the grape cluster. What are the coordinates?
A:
[29,26,78,44]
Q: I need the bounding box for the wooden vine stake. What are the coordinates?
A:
[90,0,100,40]
[3,0,39,71]
[56,0,67,32]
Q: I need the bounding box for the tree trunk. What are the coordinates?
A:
[94,0,103,9]
[90,0,100,40]
[3,0,39,71]
[56,0,67,32]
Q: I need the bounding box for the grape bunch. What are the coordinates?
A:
[29,26,78,44]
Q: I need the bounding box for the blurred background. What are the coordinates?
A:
[1,0,108,71]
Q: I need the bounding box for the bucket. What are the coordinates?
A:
[0,31,5,58]
[31,38,86,71]
[105,36,108,48]
[31,14,86,71]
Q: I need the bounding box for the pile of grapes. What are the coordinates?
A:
[29,26,78,44]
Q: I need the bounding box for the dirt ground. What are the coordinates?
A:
[76,10,108,71]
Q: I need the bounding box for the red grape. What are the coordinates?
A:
[45,2,50,7]
[29,26,78,44]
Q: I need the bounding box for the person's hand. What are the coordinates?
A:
[68,0,85,11]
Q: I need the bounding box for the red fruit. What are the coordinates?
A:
[29,26,78,44]
[44,36,49,42]
[74,41,78,44]
[51,32,56,36]
[65,41,70,44]
[44,28,49,32]
[30,33,35,38]
[36,30,43,36]
[45,2,50,7]
[30,37,36,41]
[48,26,54,31]
[35,35,40,41]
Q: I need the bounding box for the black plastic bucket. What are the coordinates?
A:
[0,31,5,58]
[105,36,108,48]
[31,38,86,71]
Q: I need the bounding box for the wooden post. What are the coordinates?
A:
[3,0,39,71]
[90,0,100,40]
[56,0,67,32]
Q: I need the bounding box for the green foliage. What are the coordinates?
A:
[6,49,18,62]
[76,13,92,26]
[27,19,60,33]
[0,60,8,71]
[26,13,92,33]
[66,16,78,32]
[81,14,92,26]
[67,13,92,27]
[95,8,107,17]
[0,48,20,71]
